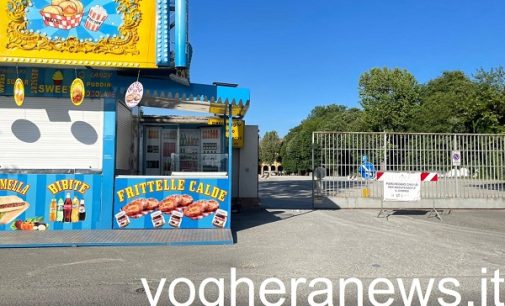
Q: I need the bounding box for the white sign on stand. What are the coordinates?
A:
[383,172,421,202]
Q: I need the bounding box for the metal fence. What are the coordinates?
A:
[312,132,505,199]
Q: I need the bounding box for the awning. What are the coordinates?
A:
[120,78,250,117]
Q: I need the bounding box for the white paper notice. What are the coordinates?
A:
[383,172,421,202]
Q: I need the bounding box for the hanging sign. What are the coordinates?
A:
[70,78,85,106]
[13,78,24,106]
[125,81,144,108]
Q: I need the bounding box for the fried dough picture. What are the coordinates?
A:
[178,194,193,207]
[70,0,84,14]
[121,198,145,217]
[159,195,180,213]
[42,5,64,15]
[59,1,78,16]
[183,203,204,218]
[51,0,66,6]
[144,198,159,211]
[205,200,220,213]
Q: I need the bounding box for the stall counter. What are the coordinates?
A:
[113,174,230,229]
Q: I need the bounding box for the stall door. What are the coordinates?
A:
[0,97,104,171]
[116,102,135,174]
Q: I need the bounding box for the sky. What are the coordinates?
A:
[187,0,505,137]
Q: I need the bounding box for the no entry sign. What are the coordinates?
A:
[452,150,461,166]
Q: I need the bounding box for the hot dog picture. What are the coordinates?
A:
[0,196,30,225]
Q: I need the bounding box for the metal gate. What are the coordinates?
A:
[312,132,505,208]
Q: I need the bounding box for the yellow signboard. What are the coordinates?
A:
[208,118,245,148]
[0,0,157,68]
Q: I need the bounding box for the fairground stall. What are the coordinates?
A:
[0,0,249,242]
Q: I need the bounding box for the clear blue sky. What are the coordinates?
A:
[188,0,505,137]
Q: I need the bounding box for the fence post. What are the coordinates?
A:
[383,132,387,172]
[312,132,315,209]
[454,134,459,197]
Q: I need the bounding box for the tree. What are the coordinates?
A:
[359,67,421,132]
[412,69,505,133]
[279,105,364,174]
[259,131,282,164]
[473,67,505,133]
[412,71,477,133]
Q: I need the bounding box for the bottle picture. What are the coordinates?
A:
[71,196,79,222]
[56,198,64,222]
[78,199,86,221]
[63,193,72,223]
[49,198,57,222]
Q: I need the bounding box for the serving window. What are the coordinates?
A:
[142,124,227,175]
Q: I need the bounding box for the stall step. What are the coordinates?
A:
[0,229,233,248]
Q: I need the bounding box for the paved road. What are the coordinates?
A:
[258,175,313,209]
[0,176,504,305]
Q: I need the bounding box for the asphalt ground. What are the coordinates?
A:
[0,176,504,305]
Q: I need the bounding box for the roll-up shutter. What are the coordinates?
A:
[0,97,104,171]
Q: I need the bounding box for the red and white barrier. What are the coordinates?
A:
[376,172,438,182]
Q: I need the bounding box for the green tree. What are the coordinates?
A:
[412,69,505,133]
[259,131,282,164]
[359,67,421,132]
[412,71,477,133]
[473,67,505,133]
[280,105,364,174]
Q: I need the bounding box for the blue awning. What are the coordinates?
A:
[120,78,250,117]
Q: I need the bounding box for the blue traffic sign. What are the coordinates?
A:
[359,155,376,179]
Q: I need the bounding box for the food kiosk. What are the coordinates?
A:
[0,0,250,235]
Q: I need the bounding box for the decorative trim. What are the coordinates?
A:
[156,0,169,65]
[0,56,140,67]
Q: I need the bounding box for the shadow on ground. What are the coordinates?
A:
[231,207,315,243]
[259,178,314,209]
[231,177,316,242]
